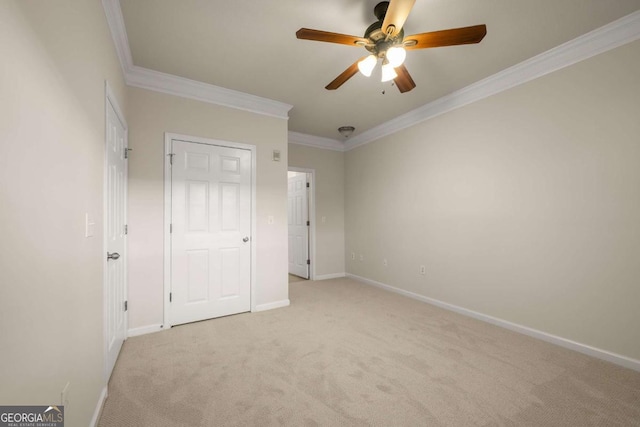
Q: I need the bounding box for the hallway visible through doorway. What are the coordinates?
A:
[288,169,313,280]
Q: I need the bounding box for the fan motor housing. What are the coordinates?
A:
[364,2,405,56]
[373,1,389,20]
[363,21,404,56]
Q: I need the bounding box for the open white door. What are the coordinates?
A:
[169,139,252,326]
[288,172,309,279]
[105,88,127,380]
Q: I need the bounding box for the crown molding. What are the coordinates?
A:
[345,10,640,151]
[126,66,293,119]
[102,0,639,144]
[101,0,292,120]
[102,0,133,74]
[288,131,346,152]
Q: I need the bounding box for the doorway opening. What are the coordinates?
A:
[288,168,315,282]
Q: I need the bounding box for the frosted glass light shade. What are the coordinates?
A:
[381,62,397,82]
[386,46,406,67]
[357,55,377,77]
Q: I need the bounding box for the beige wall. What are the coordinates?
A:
[0,1,127,425]
[345,40,640,361]
[127,88,289,330]
[1,5,637,426]
[288,144,345,278]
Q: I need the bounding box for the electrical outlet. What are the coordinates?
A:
[351,252,355,260]
[420,265,426,275]
[383,259,388,267]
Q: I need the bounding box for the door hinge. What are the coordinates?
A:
[169,292,172,302]
[168,153,175,165]
[124,224,128,235]
[170,224,173,233]
[124,147,133,159]
[306,221,310,226]
[306,182,310,188]
[307,259,310,265]
[124,301,128,311]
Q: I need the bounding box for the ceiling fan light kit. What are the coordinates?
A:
[381,59,398,82]
[356,43,406,81]
[295,0,487,93]
[357,54,377,77]
[386,46,407,67]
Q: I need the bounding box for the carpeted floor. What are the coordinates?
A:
[99,278,640,426]
[288,274,307,283]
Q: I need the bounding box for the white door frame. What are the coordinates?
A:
[103,81,128,382]
[288,167,316,280]
[163,133,257,328]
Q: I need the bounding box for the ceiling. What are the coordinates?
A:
[119,0,640,140]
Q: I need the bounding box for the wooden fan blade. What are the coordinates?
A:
[296,28,367,46]
[382,0,416,38]
[394,64,416,93]
[325,58,367,90]
[404,25,487,50]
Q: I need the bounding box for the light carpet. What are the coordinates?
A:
[99,278,640,426]
[288,274,307,283]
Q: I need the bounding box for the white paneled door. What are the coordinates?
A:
[288,172,309,279]
[169,140,252,326]
[105,95,127,380]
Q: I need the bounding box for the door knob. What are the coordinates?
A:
[107,252,120,261]
[242,237,250,243]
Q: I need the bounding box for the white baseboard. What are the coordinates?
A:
[313,272,346,281]
[127,324,163,337]
[254,299,290,312]
[347,273,640,372]
[90,385,108,427]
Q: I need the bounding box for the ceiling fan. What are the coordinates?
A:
[296,0,487,93]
